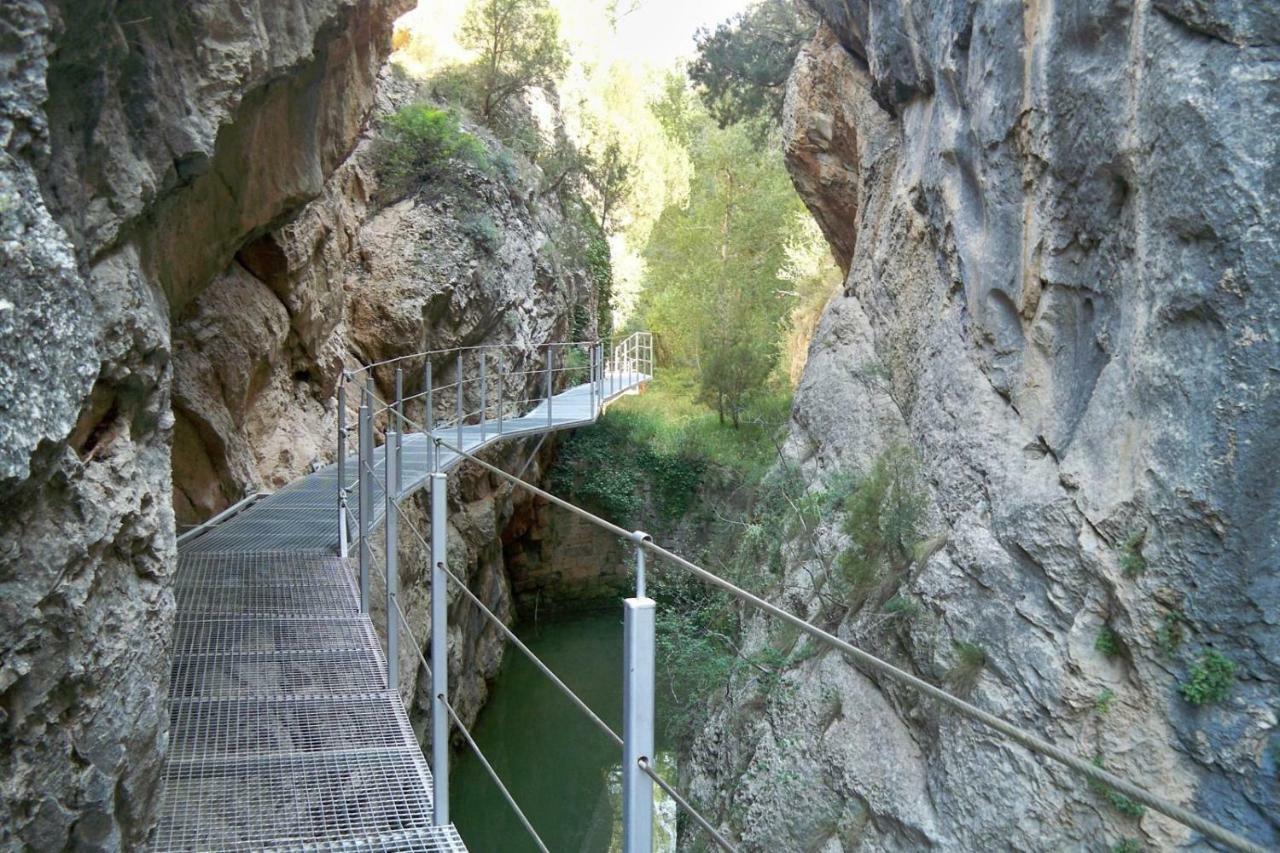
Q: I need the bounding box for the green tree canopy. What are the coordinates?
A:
[639,84,809,426]
[688,0,814,133]
[459,0,569,118]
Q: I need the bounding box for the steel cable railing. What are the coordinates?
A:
[361,372,726,852]
[430,435,1267,853]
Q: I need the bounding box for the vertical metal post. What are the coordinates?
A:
[394,368,404,495]
[357,393,372,614]
[546,344,553,427]
[337,379,349,559]
[425,359,435,472]
[456,351,464,451]
[497,369,504,435]
[430,472,450,826]
[385,429,400,695]
[622,585,655,853]
[479,351,487,443]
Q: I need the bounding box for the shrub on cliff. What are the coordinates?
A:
[372,105,486,202]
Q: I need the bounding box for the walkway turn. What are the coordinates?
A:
[153,337,649,850]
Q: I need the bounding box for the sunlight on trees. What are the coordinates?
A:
[458,0,569,118]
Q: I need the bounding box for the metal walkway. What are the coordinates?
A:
[155,336,651,851]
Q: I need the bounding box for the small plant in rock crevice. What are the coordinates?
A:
[1156,610,1184,655]
[1114,838,1142,853]
[946,641,987,695]
[1095,625,1122,658]
[1118,529,1147,578]
[836,445,927,611]
[1095,688,1116,715]
[1180,650,1237,705]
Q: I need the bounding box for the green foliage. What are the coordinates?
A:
[459,0,568,119]
[373,105,486,201]
[1095,626,1122,658]
[1095,688,1116,715]
[1119,530,1147,577]
[1089,757,1147,818]
[639,86,812,416]
[837,445,927,609]
[459,212,502,253]
[688,0,814,133]
[1114,838,1143,853]
[582,210,613,341]
[883,595,921,620]
[1156,611,1185,654]
[947,641,987,695]
[1180,650,1237,705]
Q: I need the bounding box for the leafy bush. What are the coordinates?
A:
[837,445,926,609]
[883,595,921,620]
[372,105,486,201]
[1095,688,1115,715]
[1119,530,1147,577]
[1156,611,1184,654]
[1180,650,1237,705]
[1114,838,1142,853]
[1095,626,1122,658]
[946,641,987,695]
[460,212,502,254]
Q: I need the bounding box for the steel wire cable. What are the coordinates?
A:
[441,697,550,853]
[637,758,735,852]
[429,436,1267,853]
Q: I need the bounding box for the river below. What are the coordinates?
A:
[452,609,677,852]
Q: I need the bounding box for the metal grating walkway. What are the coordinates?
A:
[155,367,648,851]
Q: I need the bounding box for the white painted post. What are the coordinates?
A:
[497,369,505,435]
[337,379,349,559]
[622,585,656,853]
[430,472,450,825]
[385,428,400,695]
[456,351,464,451]
[546,344,554,427]
[480,351,487,443]
[357,393,372,614]
[394,367,404,495]
[425,359,435,472]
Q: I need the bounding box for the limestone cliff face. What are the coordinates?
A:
[688,2,1279,850]
[1,1,407,847]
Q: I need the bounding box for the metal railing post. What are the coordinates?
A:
[337,378,349,559]
[497,369,504,435]
[430,472,450,826]
[546,344,553,427]
[479,351,487,443]
[622,532,655,853]
[357,392,372,614]
[394,367,404,495]
[385,428,400,694]
[456,351,464,451]
[425,359,435,472]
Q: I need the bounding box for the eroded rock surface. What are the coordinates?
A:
[0,0,408,846]
[688,1,1279,850]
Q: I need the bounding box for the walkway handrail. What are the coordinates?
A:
[431,435,1267,853]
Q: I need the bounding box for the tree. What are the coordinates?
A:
[688,0,814,133]
[459,0,568,119]
[639,85,810,426]
[584,138,635,233]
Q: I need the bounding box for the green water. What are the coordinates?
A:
[452,610,676,852]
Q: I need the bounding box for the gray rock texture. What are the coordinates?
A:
[0,0,408,846]
[687,1,1279,850]
[168,67,601,739]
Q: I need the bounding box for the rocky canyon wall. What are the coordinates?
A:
[686,1,1278,850]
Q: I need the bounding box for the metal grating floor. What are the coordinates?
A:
[156,372,647,851]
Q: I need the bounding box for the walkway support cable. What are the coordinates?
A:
[442,697,550,853]
[431,436,1267,853]
[637,758,736,853]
